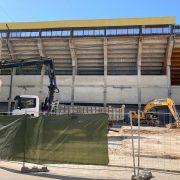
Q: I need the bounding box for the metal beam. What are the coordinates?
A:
[166,36,174,97]
[137,37,142,109]
[37,38,46,102]
[103,38,108,108]
[69,39,77,106]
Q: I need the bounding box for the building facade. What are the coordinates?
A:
[0,17,180,105]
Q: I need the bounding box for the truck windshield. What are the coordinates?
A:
[15,97,36,109]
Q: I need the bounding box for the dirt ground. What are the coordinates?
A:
[108,126,180,171]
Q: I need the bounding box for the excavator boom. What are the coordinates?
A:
[130,98,180,128]
[144,98,180,122]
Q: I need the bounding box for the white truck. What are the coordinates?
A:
[12,95,40,117]
[0,57,59,117]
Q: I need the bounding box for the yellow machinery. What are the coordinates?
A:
[130,98,180,128]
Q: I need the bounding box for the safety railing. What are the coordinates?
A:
[0,104,125,121]
[56,104,125,121]
[1,25,180,38]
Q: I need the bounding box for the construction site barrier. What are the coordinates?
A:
[51,104,125,121]
[0,113,109,165]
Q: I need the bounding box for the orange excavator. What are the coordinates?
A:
[130,98,180,128]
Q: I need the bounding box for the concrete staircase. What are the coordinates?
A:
[171,48,180,85]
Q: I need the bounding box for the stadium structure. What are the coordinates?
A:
[0,16,180,107]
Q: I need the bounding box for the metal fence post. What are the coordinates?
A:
[130,112,136,176]
[137,110,141,176]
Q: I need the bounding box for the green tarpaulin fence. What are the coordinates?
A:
[0,113,109,165]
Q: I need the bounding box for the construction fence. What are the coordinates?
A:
[108,112,180,173]
[0,111,180,175]
[0,114,108,165]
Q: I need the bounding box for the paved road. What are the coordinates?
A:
[0,161,180,180]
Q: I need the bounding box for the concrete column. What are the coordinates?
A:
[7,40,16,112]
[0,38,3,74]
[37,38,46,58]
[7,40,16,75]
[0,38,2,99]
[137,37,142,109]
[166,36,174,97]
[69,39,77,106]
[37,38,46,102]
[103,38,108,108]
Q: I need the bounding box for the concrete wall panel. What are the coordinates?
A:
[107,76,137,86]
[74,87,104,103]
[141,76,168,87]
[171,86,180,105]
[75,76,104,85]
[107,87,138,104]
[0,75,180,105]
[58,86,71,103]
[141,88,168,104]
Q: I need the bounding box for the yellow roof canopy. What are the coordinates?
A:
[0,16,176,30]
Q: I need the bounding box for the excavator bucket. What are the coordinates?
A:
[168,120,180,129]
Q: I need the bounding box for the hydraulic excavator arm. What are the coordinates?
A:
[130,98,180,128]
[144,98,180,121]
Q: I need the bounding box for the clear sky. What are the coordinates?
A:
[0,0,179,23]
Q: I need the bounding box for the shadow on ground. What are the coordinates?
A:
[0,166,106,180]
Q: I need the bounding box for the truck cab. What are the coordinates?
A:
[12,95,39,117]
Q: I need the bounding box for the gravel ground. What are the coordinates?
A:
[108,126,180,171]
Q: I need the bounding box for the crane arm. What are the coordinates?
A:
[0,57,59,111]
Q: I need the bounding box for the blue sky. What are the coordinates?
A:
[0,0,179,23]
